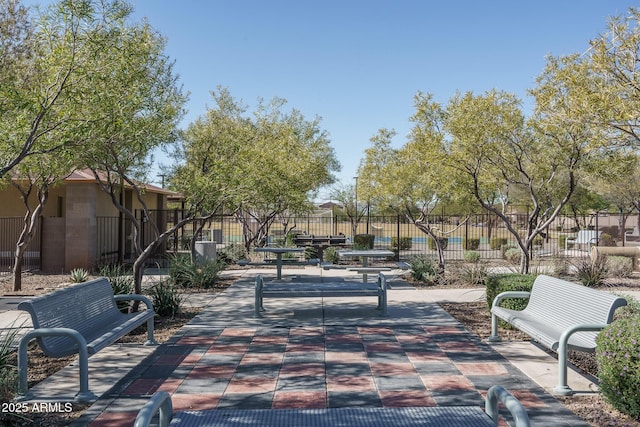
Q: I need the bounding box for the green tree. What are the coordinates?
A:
[176,88,339,253]
[441,88,598,274]
[65,0,188,295]
[7,151,74,291]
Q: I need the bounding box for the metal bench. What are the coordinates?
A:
[17,277,157,402]
[254,274,388,316]
[488,274,627,395]
[565,230,601,252]
[134,385,531,427]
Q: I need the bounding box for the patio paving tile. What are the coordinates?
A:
[77,277,590,426]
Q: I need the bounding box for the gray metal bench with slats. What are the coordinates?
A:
[488,274,627,396]
[17,277,157,402]
[255,274,388,316]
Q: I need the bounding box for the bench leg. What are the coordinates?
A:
[488,313,502,342]
[254,275,264,317]
[553,335,574,396]
[17,329,97,403]
[377,275,388,317]
[145,318,158,345]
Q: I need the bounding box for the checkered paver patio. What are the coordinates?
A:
[79,276,588,427]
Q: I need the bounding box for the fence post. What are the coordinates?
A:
[396,214,401,261]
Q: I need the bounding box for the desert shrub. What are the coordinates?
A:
[217,243,246,264]
[304,246,319,260]
[573,255,608,287]
[99,264,133,312]
[0,325,19,405]
[323,246,340,264]
[428,237,448,250]
[408,254,439,284]
[500,243,518,259]
[607,256,634,278]
[550,256,570,277]
[596,316,640,418]
[599,233,617,247]
[463,250,481,263]
[485,274,536,312]
[464,238,480,250]
[353,234,375,249]
[70,268,89,283]
[504,247,522,264]
[146,279,183,318]
[391,236,412,251]
[169,253,222,288]
[614,294,640,321]
[490,237,508,250]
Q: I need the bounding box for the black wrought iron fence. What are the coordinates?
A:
[0,217,41,273]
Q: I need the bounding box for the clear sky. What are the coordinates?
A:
[25,1,638,199]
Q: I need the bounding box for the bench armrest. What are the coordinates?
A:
[114,294,155,312]
[491,291,531,309]
[18,328,96,402]
[485,385,531,426]
[134,391,173,427]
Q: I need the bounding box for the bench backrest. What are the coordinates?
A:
[18,278,123,356]
[574,230,600,243]
[525,275,626,329]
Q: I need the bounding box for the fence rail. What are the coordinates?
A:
[0,210,636,274]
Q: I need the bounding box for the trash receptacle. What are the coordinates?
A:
[194,241,217,264]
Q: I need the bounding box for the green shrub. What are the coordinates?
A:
[391,236,412,251]
[596,316,640,418]
[607,256,634,278]
[408,254,439,285]
[452,257,487,287]
[217,243,246,264]
[485,274,536,312]
[428,237,448,250]
[146,280,183,318]
[70,268,89,283]
[354,234,375,249]
[574,255,607,287]
[490,237,508,250]
[504,247,522,264]
[169,253,222,288]
[323,246,340,264]
[304,246,320,260]
[99,264,133,312]
[0,323,19,406]
[500,243,518,259]
[463,250,481,263]
[600,233,617,247]
[464,238,480,250]
[532,236,544,247]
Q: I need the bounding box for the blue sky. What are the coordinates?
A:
[26,1,637,198]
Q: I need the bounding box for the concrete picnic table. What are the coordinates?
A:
[338,249,395,282]
[253,247,305,280]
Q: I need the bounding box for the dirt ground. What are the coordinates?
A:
[2,272,640,426]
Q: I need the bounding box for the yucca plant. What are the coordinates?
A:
[147,279,183,318]
[0,323,21,404]
[70,268,90,283]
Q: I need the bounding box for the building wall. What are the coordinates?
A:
[64,182,97,270]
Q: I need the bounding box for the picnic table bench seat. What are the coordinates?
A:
[488,274,627,395]
[134,386,531,427]
[17,277,157,402]
[254,274,388,316]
